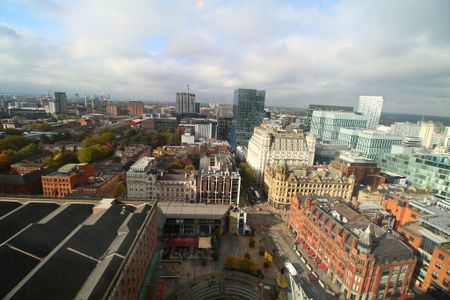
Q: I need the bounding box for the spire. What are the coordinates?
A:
[359,223,374,246]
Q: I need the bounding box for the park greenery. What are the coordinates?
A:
[29,121,52,132]
[0,135,45,170]
[238,162,257,200]
[122,129,180,147]
[224,256,259,276]
[42,151,78,170]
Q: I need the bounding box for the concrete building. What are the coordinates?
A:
[230,88,265,148]
[390,122,420,137]
[377,153,450,201]
[197,167,241,205]
[194,119,217,141]
[310,111,368,142]
[304,104,354,132]
[158,202,229,236]
[127,100,145,116]
[126,157,156,200]
[106,103,118,116]
[314,141,349,164]
[383,195,450,297]
[155,170,197,203]
[288,194,416,300]
[419,121,436,149]
[247,125,315,184]
[229,206,249,235]
[264,162,355,209]
[176,92,196,114]
[0,199,158,300]
[357,96,384,129]
[41,164,96,197]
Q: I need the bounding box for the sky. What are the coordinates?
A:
[0,0,449,116]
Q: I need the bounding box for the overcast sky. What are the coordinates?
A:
[0,0,449,116]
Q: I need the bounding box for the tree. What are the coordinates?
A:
[2,128,22,136]
[0,135,32,151]
[19,143,43,158]
[166,158,184,169]
[0,153,12,169]
[29,121,52,132]
[224,256,240,270]
[78,144,111,163]
[123,128,137,139]
[239,162,257,194]
[184,164,194,170]
[112,181,127,198]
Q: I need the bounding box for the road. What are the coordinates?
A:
[245,203,338,300]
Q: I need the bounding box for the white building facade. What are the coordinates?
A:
[358,96,384,129]
[126,157,157,199]
[247,126,315,184]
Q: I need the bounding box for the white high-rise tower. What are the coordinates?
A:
[358,96,384,129]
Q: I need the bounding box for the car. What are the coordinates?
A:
[285,261,297,276]
[307,273,318,285]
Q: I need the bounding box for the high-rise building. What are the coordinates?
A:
[247,125,315,184]
[390,122,420,137]
[106,103,118,116]
[419,121,436,149]
[176,92,196,114]
[310,111,368,142]
[230,88,265,148]
[358,96,384,129]
[127,100,145,116]
[288,194,416,300]
[49,92,67,115]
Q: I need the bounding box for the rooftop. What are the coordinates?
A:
[158,202,229,219]
[0,199,155,299]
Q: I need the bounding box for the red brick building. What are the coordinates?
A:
[127,101,145,116]
[41,163,96,197]
[288,194,416,299]
[331,151,384,189]
[0,171,43,195]
[78,172,125,197]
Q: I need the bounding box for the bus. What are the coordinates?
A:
[284,261,297,276]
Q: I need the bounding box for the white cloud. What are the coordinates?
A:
[0,0,449,116]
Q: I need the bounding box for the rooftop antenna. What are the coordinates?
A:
[187,84,190,92]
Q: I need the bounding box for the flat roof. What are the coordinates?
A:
[158,202,229,219]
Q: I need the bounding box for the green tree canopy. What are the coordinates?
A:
[112,181,127,198]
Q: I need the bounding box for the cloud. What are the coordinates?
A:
[0,0,449,116]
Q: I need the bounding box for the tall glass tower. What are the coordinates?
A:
[358,96,384,129]
[230,88,266,149]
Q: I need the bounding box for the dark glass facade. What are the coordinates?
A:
[230,88,265,148]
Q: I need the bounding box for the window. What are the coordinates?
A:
[443,279,449,287]
[409,236,415,242]
[435,262,442,269]
[438,254,445,260]
[432,272,438,279]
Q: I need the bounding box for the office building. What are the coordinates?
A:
[264,162,355,209]
[0,199,158,300]
[176,92,196,114]
[128,100,145,116]
[126,157,157,200]
[247,125,315,184]
[314,141,349,164]
[382,195,450,296]
[305,104,354,132]
[356,130,403,160]
[310,111,368,142]
[390,122,420,137]
[197,154,241,205]
[194,119,217,141]
[155,170,197,203]
[358,96,384,129]
[288,194,416,300]
[377,153,450,201]
[230,88,265,148]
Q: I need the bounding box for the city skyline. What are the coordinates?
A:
[0,0,449,117]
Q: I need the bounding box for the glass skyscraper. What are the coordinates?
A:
[230,88,265,149]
